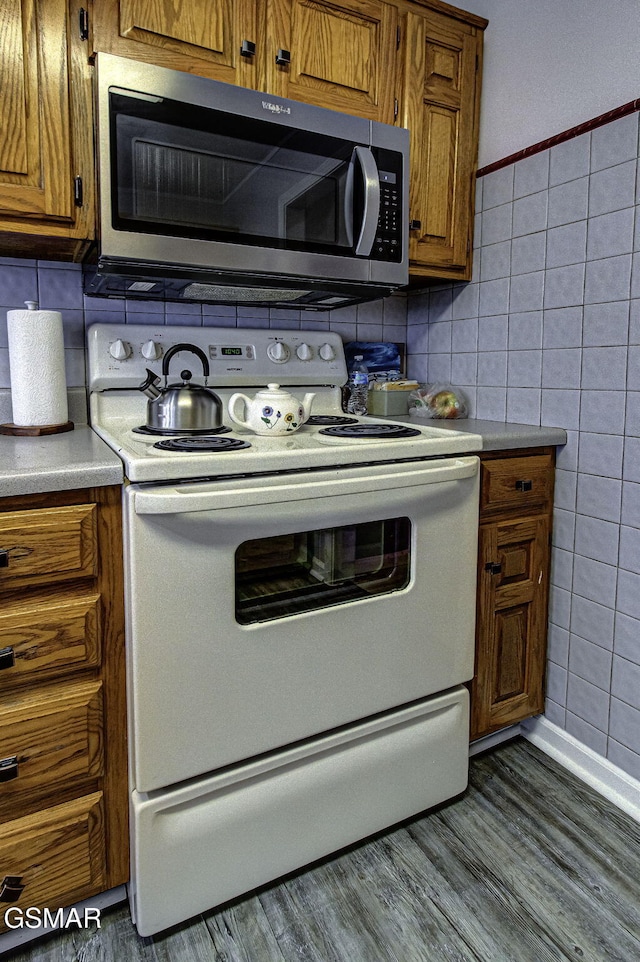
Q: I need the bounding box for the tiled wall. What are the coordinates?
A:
[0,261,407,413]
[407,109,640,780]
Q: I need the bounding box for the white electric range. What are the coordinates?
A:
[87,323,482,937]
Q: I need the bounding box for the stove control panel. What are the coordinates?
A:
[88,324,348,390]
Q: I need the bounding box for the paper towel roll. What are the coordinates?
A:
[7,303,69,426]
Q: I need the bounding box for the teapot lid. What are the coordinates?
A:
[257,383,291,397]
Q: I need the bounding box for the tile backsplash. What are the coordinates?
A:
[407,108,640,782]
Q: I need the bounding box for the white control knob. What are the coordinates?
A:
[109,339,132,360]
[296,343,313,361]
[267,341,290,363]
[141,339,162,360]
[319,343,336,361]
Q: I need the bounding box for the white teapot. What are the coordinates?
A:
[227,383,315,436]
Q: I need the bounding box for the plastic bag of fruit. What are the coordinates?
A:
[408,384,468,419]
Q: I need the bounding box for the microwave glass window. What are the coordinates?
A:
[111,93,358,254]
[235,518,411,624]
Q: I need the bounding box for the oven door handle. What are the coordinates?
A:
[131,456,478,515]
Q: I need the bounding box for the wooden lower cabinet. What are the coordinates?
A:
[0,794,105,915]
[0,486,127,931]
[470,449,555,741]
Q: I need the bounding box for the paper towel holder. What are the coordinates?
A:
[0,301,74,437]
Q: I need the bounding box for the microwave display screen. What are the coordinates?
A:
[110,91,373,256]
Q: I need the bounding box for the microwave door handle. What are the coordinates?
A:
[351,146,381,256]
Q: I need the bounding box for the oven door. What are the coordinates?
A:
[124,456,479,793]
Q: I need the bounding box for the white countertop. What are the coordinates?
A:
[0,424,124,498]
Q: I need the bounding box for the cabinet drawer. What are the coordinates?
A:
[480,454,554,515]
[0,594,101,685]
[0,681,103,802]
[0,505,97,589]
[0,793,105,928]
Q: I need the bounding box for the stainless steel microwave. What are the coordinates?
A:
[85,54,410,310]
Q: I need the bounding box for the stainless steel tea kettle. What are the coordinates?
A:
[138,343,223,433]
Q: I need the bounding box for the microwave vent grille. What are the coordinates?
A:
[181,284,310,302]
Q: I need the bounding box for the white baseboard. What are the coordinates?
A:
[469,724,523,756]
[522,716,640,825]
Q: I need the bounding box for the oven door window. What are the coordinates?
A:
[235,517,410,625]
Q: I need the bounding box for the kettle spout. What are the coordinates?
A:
[302,392,316,422]
[139,368,162,400]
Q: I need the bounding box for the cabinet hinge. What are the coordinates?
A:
[74,176,84,208]
[79,7,89,41]
[396,26,401,49]
[394,98,398,119]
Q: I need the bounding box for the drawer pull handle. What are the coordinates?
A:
[485,562,502,575]
[0,647,15,670]
[0,876,25,902]
[0,550,8,568]
[0,757,18,782]
[515,479,533,492]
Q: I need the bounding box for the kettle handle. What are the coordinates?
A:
[162,343,210,378]
[228,393,251,429]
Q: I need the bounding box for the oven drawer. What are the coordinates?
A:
[0,681,103,803]
[0,792,105,930]
[0,594,101,686]
[0,505,97,590]
[131,687,469,937]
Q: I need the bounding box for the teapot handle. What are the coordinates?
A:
[228,393,251,429]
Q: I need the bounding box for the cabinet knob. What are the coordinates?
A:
[409,219,422,231]
[515,479,533,492]
[485,562,502,575]
[0,757,18,782]
[275,48,291,66]
[0,648,15,670]
[240,39,256,58]
[0,876,25,902]
[0,549,8,568]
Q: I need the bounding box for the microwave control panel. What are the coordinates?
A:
[371,148,404,263]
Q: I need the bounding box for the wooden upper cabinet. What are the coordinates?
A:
[0,0,94,258]
[401,8,483,281]
[264,0,398,122]
[92,0,259,86]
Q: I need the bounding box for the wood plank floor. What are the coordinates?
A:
[8,737,640,961]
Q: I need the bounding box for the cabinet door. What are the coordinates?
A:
[0,793,105,931]
[472,515,549,739]
[265,0,397,122]
[92,0,258,87]
[402,10,481,279]
[0,0,94,253]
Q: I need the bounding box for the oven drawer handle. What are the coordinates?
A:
[131,457,479,515]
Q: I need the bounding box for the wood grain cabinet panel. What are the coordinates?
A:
[0,504,97,590]
[265,0,398,122]
[0,793,105,929]
[480,454,554,515]
[0,594,101,685]
[402,8,482,280]
[0,680,103,804]
[470,450,555,741]
[0,0,95,259]
[92,0,259,86]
